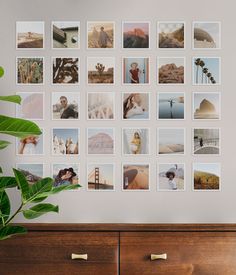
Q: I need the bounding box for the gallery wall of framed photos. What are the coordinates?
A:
[1,0,235,223]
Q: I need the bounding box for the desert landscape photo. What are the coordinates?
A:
[16,164,43,185]
[158,22,184,48]
[123,22,149,48]
[123,164,149,190]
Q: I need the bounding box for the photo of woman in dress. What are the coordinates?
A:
[129,62,141,83]
[130,132,141,154]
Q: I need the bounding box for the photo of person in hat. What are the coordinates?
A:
[54,167,77,187]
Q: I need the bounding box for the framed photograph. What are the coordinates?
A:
[157,21,185,48]
[157,128,185,155]
[52,57,79,84]
[193,21,221,49]
[87,21,114,49]
[193,92,221,120]
[52,21,80,49]
[87,128,115,155]
[16,21,44,49]
[157,163,185,191]
[87,163,115,191]
[52,128,79,155]
[52,163,79,187]
[122,21,150,49]
[192,57,221,85]
[123,57,149,84]
[16,92,44,120]
[157,92,185,120]
[193,128,221,155]
[52,92,79,120]
[193,163,221,191]
[87,57,115,84]
[16,129,44,155]
[122,92,150,120]
[87,92,115,120]
[122,163,150,191]
[157,57,185,84]
[122,128,150,155]
[16,57,44,85]
[16,163,44,185]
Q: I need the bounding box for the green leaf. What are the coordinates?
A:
[35,184,81,199]
[0,167,2,174]
[0,115,41,138]
[0,177,17,191]
[0,191,10,225]
[13,169,29,203]
[0,95,21,104]
[27,177,53,203]
[23,203,59,219]
[0,66,4,78]
[0,140,11,150]
[0,225,27,240]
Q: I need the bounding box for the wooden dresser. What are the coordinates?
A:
[1,224,236,275]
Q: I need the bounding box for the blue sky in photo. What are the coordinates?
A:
[17,163,43,177]
[194,163,220,177]
[17,21,44,34]
[53,128,79,144]
[88,164,114,185]
[193,58,220,83]
[159,128,184,145]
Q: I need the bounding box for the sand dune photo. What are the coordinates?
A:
[123,164,149,190]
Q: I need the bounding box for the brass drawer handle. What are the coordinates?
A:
[151,253,167,261]
[71,253,88,260]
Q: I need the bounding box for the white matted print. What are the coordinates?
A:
[157,57,185,84]
[16,57,44,85]
[122,128,150,155]
[193,21,221,49]
[16,163,44,185]
[192,57,221,85]
[193,92,221,120]
[193,128,220,155]
[52,21,80,49]
[157,128,185,155]
[87,163,115,191]
[87,57,115,84]
[158,92,185,120]
[52,92,79,120]
[193,163,221,191]
[87,92,115,120]
[52,57,79,84]
[16,92,44,120]
[157,21,185,49]
[122,92,150,120]
[123,57,150,84]
[122,21,150,49]
[16,21,44,49]
[122,163,150,191]
[158,163,185,191]
[87,21,114,49]
[52,163,79,187]
[87,128,115,155]
[52,128,79,155]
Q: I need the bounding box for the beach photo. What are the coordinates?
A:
[123,128,149,155]
[52,92,79,120]
[158,57,185,84]
[158,163,185,191]
[52,128,79,155]
[123,93,149,120]
[193,163,220,191]
[123,57,149,84]
[87,128,114,155]
[193,22,221,49]
[122,21,149,48]
[52,57,79,84]
[52,164,79,187]
[87,163,114,190]
[193,92,220,120]
[16,21,44,49]
[123,164,149,190]
[16,92,44,120]
[52,21,80,49]
[158,21,185,48]
[193,128,220,155]
[17,57,43,84]
[158,128,185,155]
[193,57,220,85]
[158,92,185,119]
[16,163,44,185]
[87,21,114,48]
[87,92,114,120]
[87,57,114,84]
[17,129,44,155]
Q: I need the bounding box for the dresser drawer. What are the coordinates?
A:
[0,231,119,275]
[120,232,236,275]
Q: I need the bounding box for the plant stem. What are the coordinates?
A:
[5,202,24,226]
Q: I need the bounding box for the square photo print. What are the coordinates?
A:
[87,163,114,191]
[52,163,79,187]
[16,163,44,185]
[123,164,149,190]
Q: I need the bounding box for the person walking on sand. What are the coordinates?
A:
[98,26,111,48]
[200,137,203,147]
[129,62,141,84]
